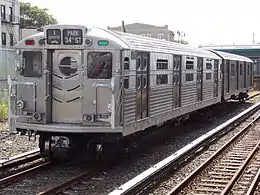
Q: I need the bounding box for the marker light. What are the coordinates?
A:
[25,39,35,45]
[98,40,109,46]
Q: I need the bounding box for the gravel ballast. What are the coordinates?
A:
[63,101,258,195]
[0,97,259,194]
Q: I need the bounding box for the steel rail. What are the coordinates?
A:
[246,163,260,195]
[0,149,41,169]
[0,161,51,187]
[37,164,103,195]
[167,111,260,195]
[220,142,260,195]
[108,100,260,195]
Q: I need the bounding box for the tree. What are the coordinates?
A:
[20,2,58,28]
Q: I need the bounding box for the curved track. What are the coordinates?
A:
[108,100,260,195]
[167,113,260,194]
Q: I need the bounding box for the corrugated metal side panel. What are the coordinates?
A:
[124,90,136,125]
[181,83,197,106]
[0,48,16,89]
[150,86,173,117]
[218,81,222,97]
[203,82,213,100]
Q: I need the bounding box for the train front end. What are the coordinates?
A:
[9,25,124,157]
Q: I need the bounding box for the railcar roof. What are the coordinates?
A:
[209,50,253,63]
[105,29,220,59]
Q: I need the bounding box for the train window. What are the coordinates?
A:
[231,64,235,76]
[206,63,212,70]
[124,57,129,70]
[157,59,168,70]
[173,55,181,70]
[206,73,212,80]
[137,56,141,70]
[176,74,180,83]
[156,74,168,85]
[197,72,202,81]
[143,56,148,70]
[22,51,42,77]
[136,75,141,89]
[247,64,250,75]
[214,72,218,80]
[240,64,243,75]
[197,57,203,70]
[59,57,77,76]
[143,76,147,88]
[185,73,194,82]
[124,76,129,89]
[186,60,194,69]
[214,60,218,70]
[87,52,112,79]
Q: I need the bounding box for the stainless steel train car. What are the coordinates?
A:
[8,24,253,157]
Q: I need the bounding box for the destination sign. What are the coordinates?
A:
[46,29,61,45]
[63,29,83,45]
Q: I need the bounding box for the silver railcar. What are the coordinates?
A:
[9,24,253,156]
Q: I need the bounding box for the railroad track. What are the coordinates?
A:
[167,114,260,195]
[37,153,121,195]
[0,149,51,188]
[109,100,260,195]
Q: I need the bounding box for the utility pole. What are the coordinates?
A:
[253,32,255,44]
[122,20,126,33]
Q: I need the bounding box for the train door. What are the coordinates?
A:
[226,60,230,93]
[49,50,83,123]
[136,52,149,120]
[244,62,247,88]
[236,61,239,90]
[197,57,203,101]
[173,55,181,108]
[213,59,219,97]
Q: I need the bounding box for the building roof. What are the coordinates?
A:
[202,44,260,50]
[107,23,169,30]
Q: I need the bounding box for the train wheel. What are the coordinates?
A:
[39,135,53,160]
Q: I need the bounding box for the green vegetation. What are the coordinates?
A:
[20,2,58,28]
[0,91,8,121]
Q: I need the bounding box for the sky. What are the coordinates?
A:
[19,0,260,47]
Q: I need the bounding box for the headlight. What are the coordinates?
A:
[17,100,24,109]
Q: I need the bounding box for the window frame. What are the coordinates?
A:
[1,32,6,45]
[1,5,6,20]
[22,51,43,78]
[87,51,113,79]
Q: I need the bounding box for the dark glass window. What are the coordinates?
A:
[59,57,77,76]
[231,64,235,76]
[156,59,168,69]
[1,32,6,45]
[22,51,42,77]
[186,60,194,69]
[206,73,212,80]
[156,74,168,85]
[124,57,129,70]
[124,76,129,89]
[87,52,112,79]
[206,63,212,69]
[186,73,194,81]
[240,64,243,75]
